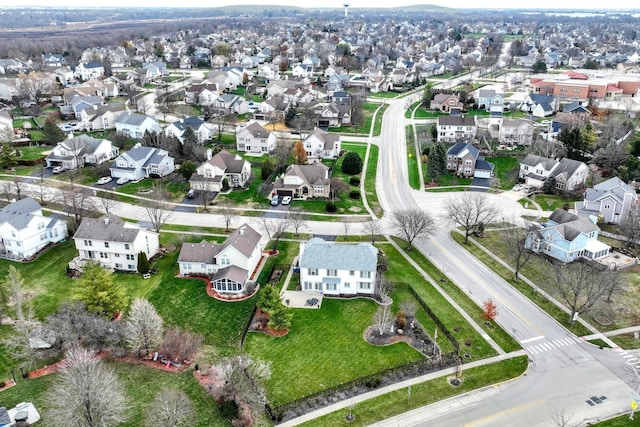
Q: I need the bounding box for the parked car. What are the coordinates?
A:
[116,177,130,185]
[281,196,292,205]
[270,196,279,206]
[512,184,523,191]
[52,166,65,174]
[96,176,112,185]
[187,189,196,199]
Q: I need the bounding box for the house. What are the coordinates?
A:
[110,143,175,181]
[430,93,464,113]
[72,215,159,272]
[177,223,264,295]
[210,94,250,115]
[519,154,588,192]
[0,111,14,140]
[437,116,477,143]
[575,177,638,224]
[317,103,351,128]
[292,63,314,78]
[185,82,220,105]
[271,163,331,199]
[525,208,610,262]
[236,121,277,154]
[189,149,251,193]
[165,116,212,144]
[115,111,161,139]
[42,53,66,68]
[303,128,341,159]
[78,104,126,131]
[45,134,119,169]
[298,237,378,296]
[499,118,534,146]
[73,61,105,81]
[0,198,68,260]
[519,94,556,117]
[446,142,494,179]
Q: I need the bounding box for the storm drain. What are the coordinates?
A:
[586,396,607,406]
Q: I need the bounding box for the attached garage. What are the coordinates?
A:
[277,189,293,196]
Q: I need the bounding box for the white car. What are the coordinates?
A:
[116,177,130,185]
[512,184,523,191]
[52,166,65,174]
[96,176,112,185]
[270,196,279,206]
[281,196,292,205]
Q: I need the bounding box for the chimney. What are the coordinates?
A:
[104,216,110,225]
[239,227,245,236]
[68,131,74,139]
[206,148,212,160]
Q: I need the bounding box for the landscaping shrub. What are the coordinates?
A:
[349,190,361,199]
[349,176,361,186]
[325,202,337,213]
[219,399,239,420]
[341,152,363,175]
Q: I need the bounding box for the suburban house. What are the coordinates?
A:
[445,142,494,180]
[45,134,119,170]
[519,94,556,117]
[298,238,378,296]
[78,104,126,131]
[303,128,341,160]
[575,177,638,224]
[498,118,535,146]
[165,116,212,144]
[437,116,477,143]
[177,223,264,296]
[0,198,68,260]
[210,94,250,115]
[73,61,105,81]
[525,208,610,262]
[317,103,351,128]
[430,93,464,114]
[115,111,161,139]
[236,121,277,154]
[519,154,588,192]
[72,215,160,272]
[189,149,251,193]
[110,143,175,181]
[0,111,14,140]
[271,163,331,199]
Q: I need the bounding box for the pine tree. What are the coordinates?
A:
[261,158,274,180]
[77,261,128,318]
[341,152,363,175]
[427,142,447,180]
[137,252,149,274]
[268,306,293,331]
[0,142,18,169]
[42,117,65,143]
[182,126,199,146]
[292,140,308,164]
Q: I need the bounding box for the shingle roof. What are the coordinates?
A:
[207,150,248,174]
[177,223,261,263]
[552,157,585,180]
[178,240,222,263]
[438,116,476,126]
[299,238,378,271]
[0,197,42,230]
[446,142,479,158]
[211,265,248,284]
[171,116,204,132]
[116,111,154,126]
[547,208,599,241]
[521,154,558,170]
[306,128,340,150]
[219,223,262,259]
[243,121,270,138]
[73,215,153,243]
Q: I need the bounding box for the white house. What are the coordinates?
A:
[303,128,341,159]
[115,111,161,139]
[78,104,126,131]
[236,121,277,154]
[298,238,378,296]
[498,118,534,146]
[189,150,251,193]
[110,143,175,181]
[519,154,588,192]
[0,111,14,140]
[177,223,264,295]
[575,177,638,224]
[437,116,477,143]
[271,163,331,199]
[73,61,105,81]
[45,134,119,170]
[0,198,68,260]
[72,215,159,272]
[165,116,212,144]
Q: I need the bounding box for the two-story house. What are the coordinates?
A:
[0,111,14,140]
[235,121,277,154]
[298,237,378,296]
[189,150,251,193]
[575,177,638,224]
[437,116,477,143]
[73,61,105,81]
[303,128,341,160]
[72,215,159,272]
[525,208,610,262]
[115,111,161,139]
[445,142,494,179]
[271,163,331,199]
[519,154,588,192]
[110,143,175,181]
[430,93,464,114]
[0,198,68,260]
[165,116,212,144]
[45,135,119,170]
[177,223,264,296]
[499,118,534,146]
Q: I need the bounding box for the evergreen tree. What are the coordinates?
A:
[268,306,293,331]
[182,126,199,146]
[261,158,274,180]
[137,252,149,274]
[285,105,297,128]
[42,117,65,143]
[0,142,18,169]
[178,160,196,180]
[77,261,128,318]
[341,151,363,175]
[427,142,447,180]
[557,127,589,161]
[222,178,229,191]
[292,140,308,164]
[257,284,281,314]
[531,60,547,74]
[543,175,557,194]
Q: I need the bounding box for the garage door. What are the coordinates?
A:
[277,190,293,196]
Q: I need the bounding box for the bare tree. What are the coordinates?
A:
[158,327,203,362]
[123,298,164,357]
[16,72,54,106]
[553,262,612,327]
[189,180,213,212]
[261,218,288,251]
[0,181,13,202]
[218,355,271,419]
[286,207,305,237]
[12,175,22,201]
[1,315,43,371]
[619,204,640,249]
[363,218,383,244]
[143,181,172,233]
[390,208,437,249]
[35,166,47,205]
[59,183,95,232]
[375,275,393,304]
[373,305,391,335]
[98,194,118,215]
[549,407,578,427]
[340,216,351,238]
[604,266,624,303]
[499,218,533,281]
[218,200,235,232]
[443,192,499,244]
[46,347,129,427]
[145,388,194,427]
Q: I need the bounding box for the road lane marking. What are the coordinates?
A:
[521,335,544,344]
[464,400,547,427]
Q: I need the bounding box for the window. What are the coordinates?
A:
[358,282,372,290]
[124,243,130,250]
[309,268,318,276]
[604,204,610,209]
[220,255,230,265]
[115,263,123,268]
[11,231,15,237]
[104,242,109,248]
[344,282,350,288]
[326,283,337,291]
[128,264,135,270]
[360,271,371,279]
[100,252,108,259]
[349,270,354,276]
[84,240,92,247]
[304,281,312,290]
[465,159,472,165]
[524,165,529,170]
[327,269,337,276]
[126,254,134,260]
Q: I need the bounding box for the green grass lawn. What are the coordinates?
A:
[368,91,400,99]
[529,193,581,211]
[428,174,473,188]
[593,415,638,426]
[485,156,520,189]
[364,144,382,218]
[17,145,49,162]
[406,125,420,190]
[373,104,388,137]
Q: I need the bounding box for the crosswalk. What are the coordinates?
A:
[523,336,582,354]
[614,347,640,372]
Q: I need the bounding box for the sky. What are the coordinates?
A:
[0,0,638,10]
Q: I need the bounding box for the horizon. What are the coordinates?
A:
[0,1,638,11]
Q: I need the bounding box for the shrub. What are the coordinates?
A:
[325,202,337,213]
[219,399,239,421]
[349,190,361,199]
[341,152,363,175]
[396,311,407,329]
[349,176,360,186]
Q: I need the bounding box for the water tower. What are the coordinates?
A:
[343,3,349,18]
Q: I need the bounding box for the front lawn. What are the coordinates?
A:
[485,156,520,189]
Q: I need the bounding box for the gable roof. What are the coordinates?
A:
[73,215,151,243]
[521,154,558,170]
[0,197,42,229]
[299,238,378,271]
[207,150,247,174]
[306,127,340,149]
[286,163,330,185]
[219,223,261,259]
[178,240,222,263]
[116,111,155,126]
[242,121,270,138]
[438,116,476,126]
[584,177,636,204]
[547,208,599,241]
[552,157,586,180]
[170,116,205,132]
[446,142,479,159]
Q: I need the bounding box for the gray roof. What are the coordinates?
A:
[548,208,599,241]
[116,111,155,126]
[0,197,42,230]
[208,150,248,174]
[73,215,149,243]
[171,116,204,132]
[521,154,558,170]
[178,240,222,263]
[178,223,261,263]
[285,163,330,186]
[438,115,476,126]
[307,127,340,150]
[220,223,262,259]
[585,177,636,204]
[552,157,585,180]
[446,142,479,158]
[299,238,378,271]
[211,265,248,284]
[124,145,156,162]
[243,121,271,138]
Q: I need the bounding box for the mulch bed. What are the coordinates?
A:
[364,318,435,356]
[248,309,288,337]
